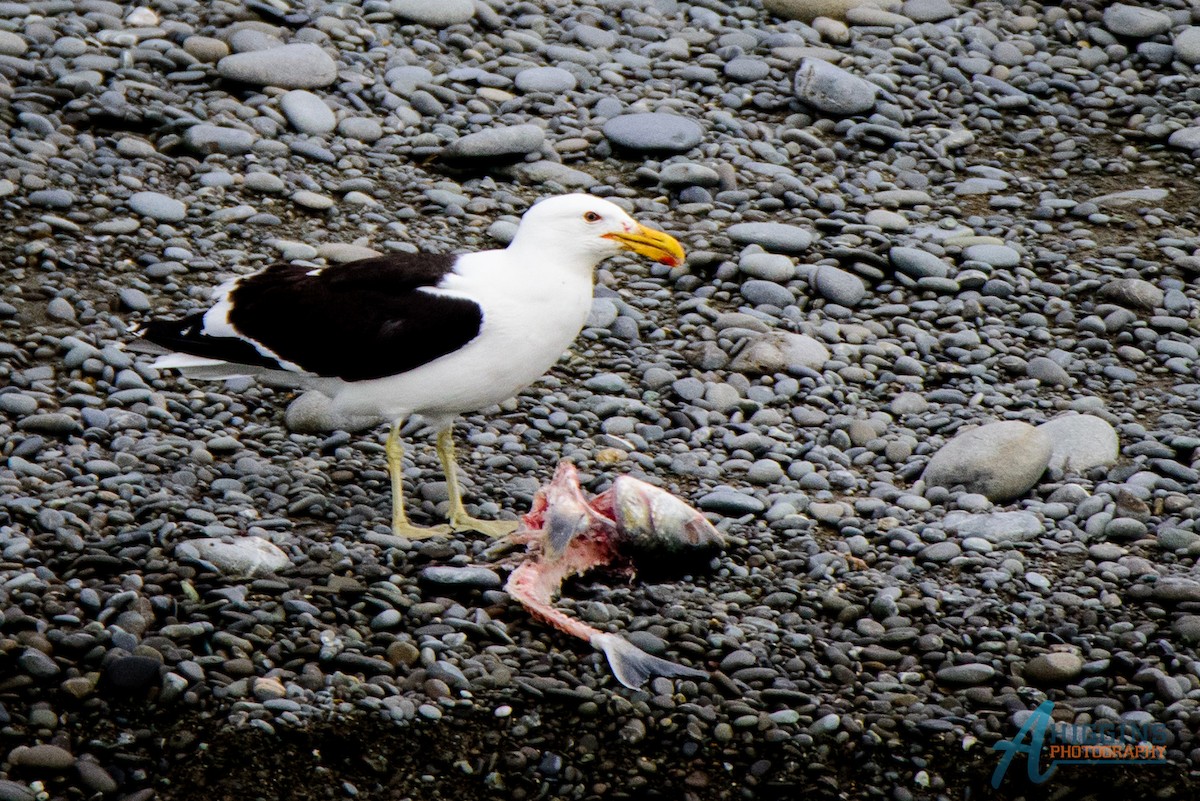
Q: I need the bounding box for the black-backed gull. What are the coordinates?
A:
[140,194,685,538]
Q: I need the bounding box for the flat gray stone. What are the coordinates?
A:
[128,191,186,222]
[919,541,962,562]
[890,246,950,278]
[902,0,956,23]
[740,279,794,307]
[726,222,813,253]
[420,566,503,589]
[944,510,1045,543]
[1090,188,1169,208]
[1103,4,1171,39]
[339,116,383,142]
[698,490,765,516]
[725,57,770,82]
[11,745,73,770]
[390,0,474,26]
[793,57,878,116]
[514,66,576,93]
[18,413,81,435]
[923,421,1051,502]
[1152,579,1200,603]
[739,252,795,282]
[763,0,874,23]
[603,113,704,153]
[29,189,74,208]
[184,124,258,155]
[659,162,721,188]
[936,663,995,685]
[442,124,545,163]
[962,244,1019,268]
[217,43,337,89]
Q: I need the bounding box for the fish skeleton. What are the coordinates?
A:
[504,461,724,689]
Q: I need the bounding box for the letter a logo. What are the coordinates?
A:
[992,700,1057,787]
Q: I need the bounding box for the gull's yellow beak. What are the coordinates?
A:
[604,223,685,267]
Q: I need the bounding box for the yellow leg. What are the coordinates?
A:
[386,422,450,539]
[436,427,517,538]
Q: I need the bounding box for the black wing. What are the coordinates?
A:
[143,253,484,382]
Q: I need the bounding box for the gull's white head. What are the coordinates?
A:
[508,194,685,268]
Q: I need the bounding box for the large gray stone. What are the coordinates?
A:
[441,124,545,163]
[1168,127,1200,151]
[280,90,336,134]
[793,58,879,116]
[285,391,384,434]
[890,246,950,278]
[183,124,258,155]
[1036,413,1119,474]
[514,66,577,93]
[1103,4,1171,39]
[902,0,956,23]
[1099,278,1163,311]
[726,223,813,253]
[217,43,338,89]
[603,113,704,153]
[128,191,186,223]
[732,331,830,375]
[390,0,474,26]
[739,252,796,282]
[944,510,1045,543]
[176,536,290,577]
[1175,27,1200,65]
[1024,653,1083,684]
[922,421,1051,502]
[812,265,866,306]
[763,0,879,22]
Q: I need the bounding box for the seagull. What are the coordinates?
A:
[138,194,685,539]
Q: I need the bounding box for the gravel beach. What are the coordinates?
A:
[2,0,1200,798]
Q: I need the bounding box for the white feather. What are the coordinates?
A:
[152,353,229,370]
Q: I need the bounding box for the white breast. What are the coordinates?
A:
[330,250,595,423]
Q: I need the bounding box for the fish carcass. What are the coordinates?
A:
[505,462,724,689]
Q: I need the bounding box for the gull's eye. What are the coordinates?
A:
[583,211,602,223]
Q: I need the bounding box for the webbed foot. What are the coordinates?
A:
[449,515,519,538]
[393,520,453,539]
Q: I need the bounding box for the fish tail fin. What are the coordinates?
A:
[592,632,707,689]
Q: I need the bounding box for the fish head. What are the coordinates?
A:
[521,461,612,556]
[609,476,724,563]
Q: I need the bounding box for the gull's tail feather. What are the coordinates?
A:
[591,632,707,689]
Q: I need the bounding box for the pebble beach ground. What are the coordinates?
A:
[2,0,1200,798]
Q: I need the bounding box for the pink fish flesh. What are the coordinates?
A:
[505,462,723,689]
